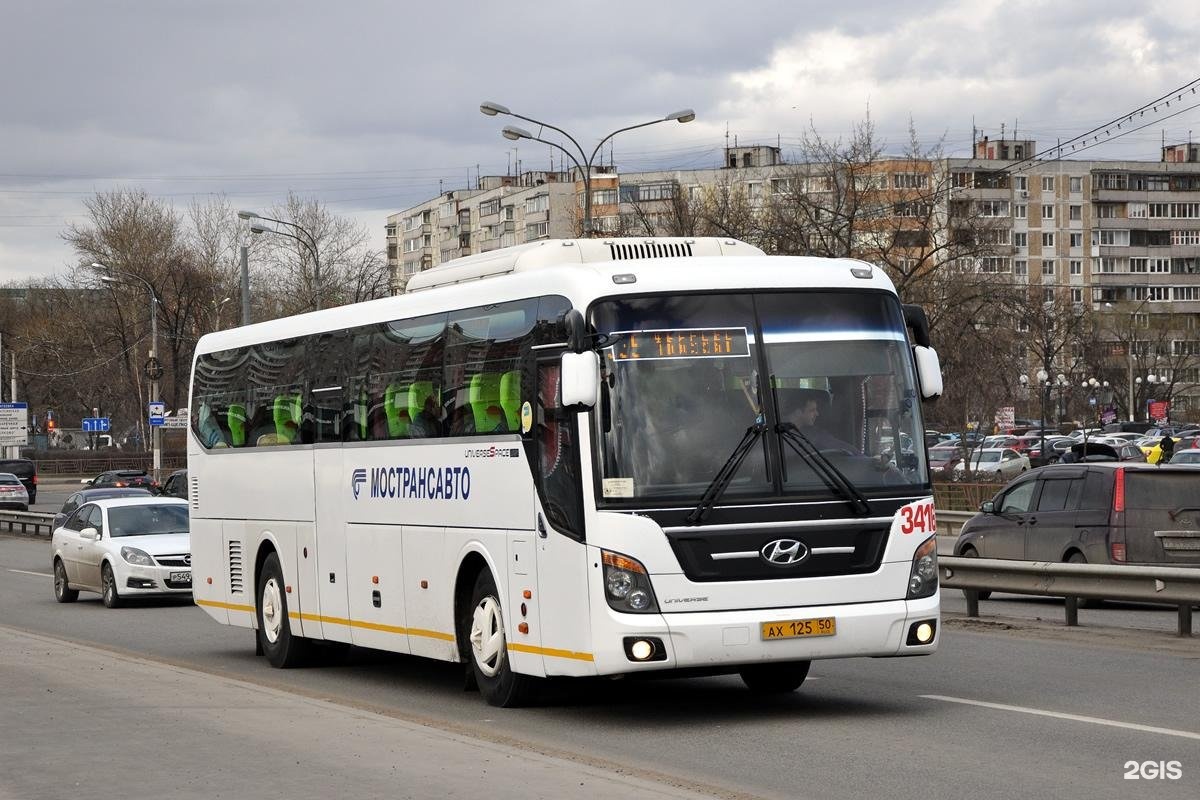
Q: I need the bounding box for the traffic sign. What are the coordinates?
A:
[0,402,29,446]
[82,417,112,433]
[148,401,165,426]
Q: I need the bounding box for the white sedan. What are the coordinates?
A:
[51,497,191,608]
[951,447,1030,481]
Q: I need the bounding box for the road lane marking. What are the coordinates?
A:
[923,694,1200,741]
[8,569,52,578]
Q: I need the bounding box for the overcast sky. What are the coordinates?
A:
[2,0,1198,284]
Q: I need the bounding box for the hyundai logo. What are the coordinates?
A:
[760,538,809,567]
[351,468,367,499]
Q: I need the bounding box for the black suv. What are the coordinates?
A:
[0,458,36,504]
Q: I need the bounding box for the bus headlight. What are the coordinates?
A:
[906,536,938,599]
[601,550,659,614]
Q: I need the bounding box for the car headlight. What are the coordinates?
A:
[120,546,155,567]
[906,536,938,599]
[601,550,659,614]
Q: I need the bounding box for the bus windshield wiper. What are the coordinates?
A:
[685,421,767,526]
[776,422,871,516]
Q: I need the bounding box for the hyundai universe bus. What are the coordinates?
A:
[188,237,943,706]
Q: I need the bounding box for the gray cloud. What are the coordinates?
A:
[2,0,1198,283]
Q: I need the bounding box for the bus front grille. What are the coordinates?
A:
[665,526,889,582]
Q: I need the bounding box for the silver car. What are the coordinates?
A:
[0,471,30,510]
[51,497,191,607]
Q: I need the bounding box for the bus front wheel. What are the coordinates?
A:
[256,552,311,668]
[467,570,537,707]
[739,660,811,694]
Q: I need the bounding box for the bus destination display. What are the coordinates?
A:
[610,327,750,361]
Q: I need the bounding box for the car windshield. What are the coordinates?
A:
[107,505,190,537]
[929,447,958,459]
[590,290,928,503]
[971,451,1002,463]
[0,474,21,485]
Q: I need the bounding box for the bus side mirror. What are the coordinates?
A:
[560,351,600,408]
[913,345,943,401]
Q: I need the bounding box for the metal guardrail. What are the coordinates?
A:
[0,510,56,536]
[940,555,1200,637]
[936,509,974,539]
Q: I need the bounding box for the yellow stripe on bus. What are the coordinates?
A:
[507,642,595,662]
[196,599,255,613]
[197,601,590,659]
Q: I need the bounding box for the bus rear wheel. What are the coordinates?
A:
[739,660,811,694]
[256,552,311,668]
[467,570,537,707]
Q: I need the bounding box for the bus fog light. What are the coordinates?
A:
[601,550,659,614]
[906,619,937,645]
[622,636,666,662]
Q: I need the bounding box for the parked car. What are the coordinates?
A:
[52,487,154,530]
[952,447,1030,481]
[1168,449,1200,464]
[0,472,30,510]
[161,469,188,500]
[50,497,191,607]
[82,469,160,493]
[0,458,37,504]
[927,445,965,479]
[956,462,1200,575]
[1063,441,1147,463]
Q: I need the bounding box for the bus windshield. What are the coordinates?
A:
[591,291,928,504]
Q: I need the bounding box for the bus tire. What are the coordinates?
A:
[256,552,311,668]
[739,660,811,694]
[467,570,537,707]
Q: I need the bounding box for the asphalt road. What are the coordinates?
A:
[2,533,1197,800]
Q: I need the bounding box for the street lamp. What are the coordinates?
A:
[92,262,162,482]
[213,296,232,331]
[238,210,322,311]
[1019,369,1051,466]
[480,101,695,236]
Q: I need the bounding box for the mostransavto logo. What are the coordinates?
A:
[351,468,367,499]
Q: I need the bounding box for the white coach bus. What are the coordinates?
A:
[188,237,944,706]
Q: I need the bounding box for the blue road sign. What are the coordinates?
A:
[148,401,165,426]
[82,417,111,432]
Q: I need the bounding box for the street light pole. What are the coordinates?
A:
[480,102,695,236]
[93,263,161,483]
[238,211,322,311]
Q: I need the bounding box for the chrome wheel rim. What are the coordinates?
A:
[102,568,114,603]
[54,563,66,597]
[261,577,283,644]
[469,595,506,678]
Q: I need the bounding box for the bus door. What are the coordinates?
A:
[530,356,593,676]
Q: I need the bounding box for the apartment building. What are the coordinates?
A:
[385,139,1200,417]
[950,138,1200,417]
